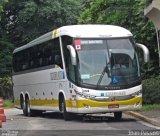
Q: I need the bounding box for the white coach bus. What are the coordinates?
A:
[12,25,149,120]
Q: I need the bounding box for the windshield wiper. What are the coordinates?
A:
[96,64,111,88]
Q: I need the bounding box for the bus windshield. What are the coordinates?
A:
[76,38,140,90]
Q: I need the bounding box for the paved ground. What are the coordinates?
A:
[126,110,160,128]
[0,108,160,136]
[140,110,160,120]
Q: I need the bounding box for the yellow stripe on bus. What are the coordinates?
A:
[14,96,142,108]
[53,29,57,39]
[30,99,59,107]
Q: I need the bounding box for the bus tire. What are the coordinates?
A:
[25,97,31,117]
[60,96,71,121]
[20,95,24,109]
[25,97,42,117]
[114,112,122,120]
[23,100,27,116]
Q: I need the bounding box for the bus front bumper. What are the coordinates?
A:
[66,96,142,114]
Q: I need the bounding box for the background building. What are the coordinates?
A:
[144,0,160,66]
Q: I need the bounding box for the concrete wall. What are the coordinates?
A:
[144,0,160,30]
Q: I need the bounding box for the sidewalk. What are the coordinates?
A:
[125,110,160,127]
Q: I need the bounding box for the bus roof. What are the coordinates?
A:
[58,25,132,38]
[13,25,133,53]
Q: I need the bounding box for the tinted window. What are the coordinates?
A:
[13,38,61,72]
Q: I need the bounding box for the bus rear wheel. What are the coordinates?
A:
[60,96,71,121]
[25,97,31,117]
[22,97,30,116]
[23,100,27,116]
[25,97,42,117]
[114,112,122,120]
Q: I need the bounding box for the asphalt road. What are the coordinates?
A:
[0,108,160,136]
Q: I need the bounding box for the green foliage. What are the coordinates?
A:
[8,0,82,45]
[0,76,13,99]
[140,104,160,112]
[0,0,8,13]
[142,75,160,104]
[0,0,83,47]
[3,100,14,107]
[0,38,14,74]
[80,0,93,9]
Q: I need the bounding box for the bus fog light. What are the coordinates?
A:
[134,101,141,107]
[83,104,90,109]
[85,106,90,109]
[72,101,77,107]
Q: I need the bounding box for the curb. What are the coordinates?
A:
[124,111,160,127]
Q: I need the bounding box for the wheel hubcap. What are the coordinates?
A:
[61,101,64,113]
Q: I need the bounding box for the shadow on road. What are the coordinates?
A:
[25,112,136,123]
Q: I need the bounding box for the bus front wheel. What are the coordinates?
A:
[60,96,71,121]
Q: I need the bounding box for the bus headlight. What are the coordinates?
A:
[131,90,142,97]
[74,90,95,99]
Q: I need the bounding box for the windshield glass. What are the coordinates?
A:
[76,38,140,89]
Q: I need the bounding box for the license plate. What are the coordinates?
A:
[108,104,119,109]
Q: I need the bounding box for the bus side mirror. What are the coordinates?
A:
[67,45,77,65]
[136,43,150,63]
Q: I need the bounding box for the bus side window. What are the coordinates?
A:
[29,47,36,69]
[13,38,63,72]
[48,53,55,64]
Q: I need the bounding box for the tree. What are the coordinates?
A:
[0,38,14,74]
[0,0,8,13]
[2,0,82,46]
